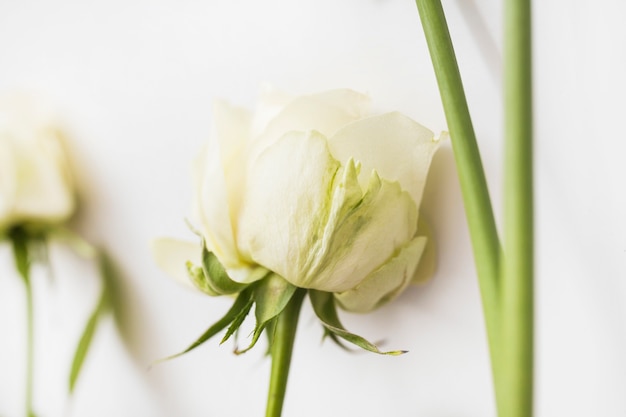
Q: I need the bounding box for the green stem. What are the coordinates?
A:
[501,0,534,415]
[414,0,503,402]
[24,277,35,417]
[10,229,36,417]
[265,288,306,417]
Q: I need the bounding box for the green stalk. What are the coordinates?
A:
[265,288,306,417]
[24,279,35,417]
[414,0,503,399]
[10,229,37,417]
[501,0,534,415]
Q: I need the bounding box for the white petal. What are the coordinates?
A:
[251,89,370,156]
[0,95,75,229]
[412,215,437,284]
[237,130,341,284]
[151,238,202,290]
[302,169,419,292]
[335,235,427,313]
[328,112,439,207]
[12,130,74,220]
[251,84,294,137]
[0,137,17,230]
[192,100,251,268]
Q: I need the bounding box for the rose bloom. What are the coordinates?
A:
[156,88,440,312]
[0,95,75,235]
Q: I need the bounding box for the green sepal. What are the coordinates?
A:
[235,274,296,355]
[220,294,254,345]
[186,261,219,296]
[264,317,278,356]
[323,328,356,353]
[309,290,406,356]
[156,286,255,363]
[199,244,249,295]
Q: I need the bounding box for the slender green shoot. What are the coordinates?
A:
[414,0,502,394]
[10,229,37,417]
[24,277,35,417]
[501,0,534,415]
[265,288,306,417]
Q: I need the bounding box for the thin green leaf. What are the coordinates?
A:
[309,290,406,356]
[323,328,356,353]
[235,274,296,355]
[96,249,124,323]
[69,247,115,394]
[200,245,249,295]
[68,290,106,393]
[220,295,254,344]
[157,287,255,363]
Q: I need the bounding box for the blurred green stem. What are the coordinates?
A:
[10,229,36,417]
[501,0,534,415]
[24,279,35,417]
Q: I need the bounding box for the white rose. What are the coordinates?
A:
[0,95,75,234]
[155,87,440,313]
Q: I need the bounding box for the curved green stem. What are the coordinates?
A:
[265,288,306,417]
[414,0,503,404]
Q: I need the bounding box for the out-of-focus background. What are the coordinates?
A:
[0,0,624,416]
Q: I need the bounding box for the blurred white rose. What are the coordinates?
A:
[155,87,440,312]
[0,95,75,234]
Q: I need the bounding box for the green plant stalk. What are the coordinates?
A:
[265,288,306,417]
[501,0,534,415]
[24,279,35,417]
[10,231,36,417]
[414,0,503,402]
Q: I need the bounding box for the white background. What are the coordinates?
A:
[1,0,625,416]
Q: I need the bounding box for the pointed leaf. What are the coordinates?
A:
[157,287,255,363]
[69,247,114,394]
[235,274,296,354]
[309,290,406,356]
[323,329,357,353]
[69,289,106,393]
[220,295,254,344]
